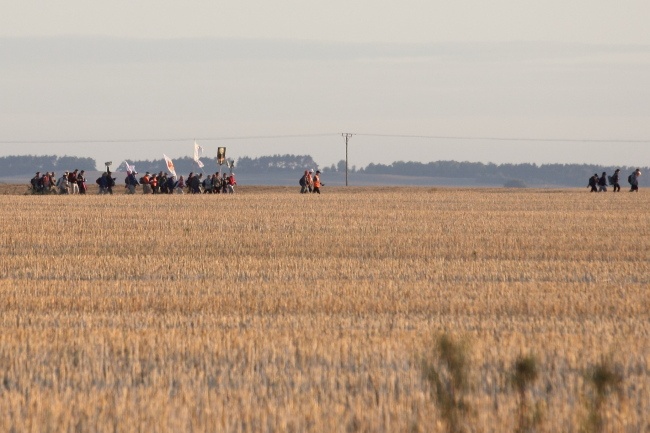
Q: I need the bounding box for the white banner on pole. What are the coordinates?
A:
[163,154,177,178]
[194,141,204,168]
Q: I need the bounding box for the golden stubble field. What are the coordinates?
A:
[0,186,648,432]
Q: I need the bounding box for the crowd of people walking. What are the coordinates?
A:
[122,170,237,194]
[29,170,238,195]
[30,170,90,194]
[28,166,642,194]
[588,168,641,193]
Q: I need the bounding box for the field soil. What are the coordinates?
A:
[0,187,648,432]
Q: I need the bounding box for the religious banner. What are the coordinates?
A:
[163,154,177,178]
[194,141,204,168]
[217,147,226,165]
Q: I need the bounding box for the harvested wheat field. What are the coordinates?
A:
[0,186,648,432]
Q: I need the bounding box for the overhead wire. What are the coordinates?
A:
[353,133,649,144]
[0,133,336,145]
[0,132,648,145]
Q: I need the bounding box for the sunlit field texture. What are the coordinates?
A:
[0,187,648,432]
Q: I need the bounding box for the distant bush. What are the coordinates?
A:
[504,179,528,188]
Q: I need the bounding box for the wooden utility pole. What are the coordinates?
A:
[342,133,353,186]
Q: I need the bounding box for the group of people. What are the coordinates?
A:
[299,169,323,194]
[33,167,642,194]
[29,169,237,195]
[588,168,641,193]
[124,170,237,194]
[30,170,89,194]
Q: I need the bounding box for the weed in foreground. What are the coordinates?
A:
[581,357,623,433]
[511,353,543,433]
[422,333,473,433]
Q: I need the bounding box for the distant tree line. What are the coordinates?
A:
[358,160,648,186]
[235,155,319,172]
[2,154,646,187]
[0,155,96,176]
[126,154,321,176]
[127,156,212,175]
[126,156,647,186]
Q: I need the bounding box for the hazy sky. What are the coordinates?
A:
[1,1,649,169]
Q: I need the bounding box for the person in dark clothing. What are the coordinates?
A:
[188,173,201,193]
[213,173,221,194]
[97,173,108,194]
[598,172,608,192]
[630,168,641,192]
[105,170,115,194]
[77,170,87,194]
[222,175,229,193]
[125,171,139,194]
[155,171,165,194]
[611,169,621,192]
[30,172,42,193]
[588,174,599,192]
[68,169,79,194]
[165,176,177,194]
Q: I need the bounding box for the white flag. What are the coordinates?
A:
[163,154,177,178]
[194,141,204,168]
[124,160,135,173]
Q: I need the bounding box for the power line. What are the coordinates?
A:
[0,132,648,145]
[354,133,650,144]
[0,133,336,145]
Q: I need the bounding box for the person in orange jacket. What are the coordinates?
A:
[150,174,158,193]
[141,172,152,194]
[312,170,323,194]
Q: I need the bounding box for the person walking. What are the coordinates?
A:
[588,173,599,192]
[300,170,310,194]
[227,172,236,193]
[175,176,185,194]
[164,175,176,194]
[159,173,169,193]
[630,168,641,192]
[598,172,608,192]
[42,172,52,193]
[216,173,222,192]
[307,169,314,193]
[312,170,323,194]
[150,174,159,194]
[57,172,70,194]
[203,174,213,193]
[97,173,108,194]
[77,170,87,194]
[31,172,41,193]
[141,172,152,194]
[611,169,621,192]
[221,174,229,193]
[125,171,139,194]
[106,171,115,194]
[188,173,201,194]
[67,169,79,194]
